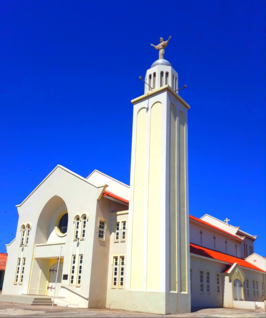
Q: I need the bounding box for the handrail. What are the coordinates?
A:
[61,286,89,300]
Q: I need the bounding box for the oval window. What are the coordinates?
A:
[58,213,68,234]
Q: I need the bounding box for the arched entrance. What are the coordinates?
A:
[234,279,243,301]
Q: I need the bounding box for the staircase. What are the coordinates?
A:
[31,297,54,306]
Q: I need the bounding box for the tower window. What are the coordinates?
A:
[235,245,237,256]
[225,241,227,253]
[200,231,203,245]
[149,74,152,91]
[165,72,169,85]
[175,77,177,91]
[213,236,216,249]
[153,72,156,89]
[160,71,164,87]
[172,74,174,88]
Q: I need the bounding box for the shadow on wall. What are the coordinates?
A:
[35,195,68,244]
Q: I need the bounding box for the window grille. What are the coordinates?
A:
[217,273,220,294]
[115,222,120,242]
[112,256,118,287]
[70,255,76,285]
[81,216,86,239]
[20,258,26,283]
[206,272,210,293]
[121,221,126,241]
[77,255,83,286]
[119,256,125,287]
[200,271,204,293]
[15,258,21,283]
[98,220,106,240]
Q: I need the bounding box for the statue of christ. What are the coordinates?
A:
[151,36,172,59]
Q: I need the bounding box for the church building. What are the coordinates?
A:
[1,49,265,314]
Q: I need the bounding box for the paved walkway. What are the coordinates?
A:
[0,302,264,317]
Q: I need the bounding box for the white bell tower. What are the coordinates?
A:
[125,58,191,314]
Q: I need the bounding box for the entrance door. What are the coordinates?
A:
[47,262,63,297]
[234,279,243,301]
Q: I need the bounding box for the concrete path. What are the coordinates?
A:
[0,302,264,317]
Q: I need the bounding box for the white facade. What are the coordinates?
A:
[1,59,265,313]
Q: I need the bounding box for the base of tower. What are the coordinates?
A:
[106,289,191,314]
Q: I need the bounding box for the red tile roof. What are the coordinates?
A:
[103,190,129,205]
[189,215,243,242]
[190,243,264,273]
[0,253,7,271]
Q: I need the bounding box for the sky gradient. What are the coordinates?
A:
[0,1,265,256]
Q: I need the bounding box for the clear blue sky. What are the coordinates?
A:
[0,1,265,256]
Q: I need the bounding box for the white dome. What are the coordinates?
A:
[151,59,172,67]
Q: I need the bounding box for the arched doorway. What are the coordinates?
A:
[234,279,243,301]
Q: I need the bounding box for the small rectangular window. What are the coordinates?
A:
[74,217,80,241]
[200,271,204,294]
[206,272,210,294]
[253,280,255,296]
[20,230,25,246]
[262,281,264,297]
[256,280,259,297]
[81,216,86,239]
[216,273,220,294]
[119,256,125,288]
[246,279,249,297]
[14,258,21,284]
[112,256,118,288]
[115,222,120,242]
[149,74,152,91]
[70,255,76,285]
[98,219,106,241]
[77,255,83,286]
[121,221,126,241]
[25,228,30,245]
[19,258,26,284]
[153,72,156,89]
[235,245,237,256]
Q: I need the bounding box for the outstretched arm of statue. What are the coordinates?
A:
[151,44,157,49]
[166,36,172,44]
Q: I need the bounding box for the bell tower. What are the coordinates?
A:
[125,55,191,314]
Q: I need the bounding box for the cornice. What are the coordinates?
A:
[131,85,190,109]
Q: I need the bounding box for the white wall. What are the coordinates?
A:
[190,255,227,308]
[87,170,130,201]
[190,222,242,257]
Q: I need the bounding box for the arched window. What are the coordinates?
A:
[81,215,87,239]
[25,224,31,245]
[165,72,169,85]
[149,74,152,91]
[153,72,156,89]
[20,225,26,246]
[74,216,80,240]
[160,72,164,87]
